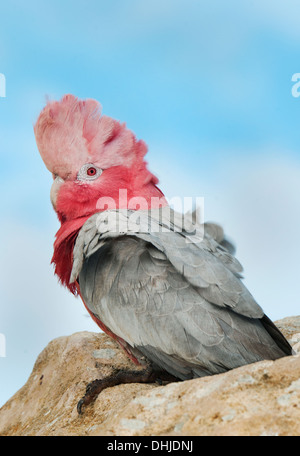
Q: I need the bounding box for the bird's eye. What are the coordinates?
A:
[77,163,103,181]
[87,167,97,177]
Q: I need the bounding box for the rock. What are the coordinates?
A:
[0,316,299,436]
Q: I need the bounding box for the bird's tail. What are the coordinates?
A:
[261,314,294,356]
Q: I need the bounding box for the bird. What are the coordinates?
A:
[34,94,293,413]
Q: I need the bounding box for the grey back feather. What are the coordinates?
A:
[70,208,291,380]
[71,208,258,317]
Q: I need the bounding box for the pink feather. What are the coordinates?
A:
[34,94,148,179]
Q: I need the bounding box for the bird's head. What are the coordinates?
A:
[34,94,167,224]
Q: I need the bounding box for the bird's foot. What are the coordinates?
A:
[77,365,157,414]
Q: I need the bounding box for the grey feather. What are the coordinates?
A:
[71,209,258,318]
[71,208,292,380]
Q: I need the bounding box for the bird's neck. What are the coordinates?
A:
[52,215,91,294]
[52,179,167,293]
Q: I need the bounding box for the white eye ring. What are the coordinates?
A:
[77,163,103,181]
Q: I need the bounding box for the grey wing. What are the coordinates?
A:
[71,208,258,317]
[76,214,291,379]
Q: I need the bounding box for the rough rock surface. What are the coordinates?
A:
[0,316,299,436]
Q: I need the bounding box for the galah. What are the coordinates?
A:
[34,94,292,413]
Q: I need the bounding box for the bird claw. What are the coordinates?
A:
[76,366,179,414]
[77,398,85,415]
[77,366,159,415]
[77,378,105,415]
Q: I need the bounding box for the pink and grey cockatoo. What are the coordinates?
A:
[34,95,292,413]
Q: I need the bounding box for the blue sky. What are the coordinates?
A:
[0,0,300,407]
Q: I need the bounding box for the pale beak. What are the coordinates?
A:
[50,176,64,210]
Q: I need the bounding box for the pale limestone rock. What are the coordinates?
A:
[0,316,299,436]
